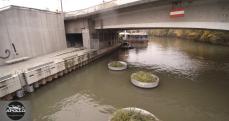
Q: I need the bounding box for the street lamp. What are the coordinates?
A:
[60,0,63,13]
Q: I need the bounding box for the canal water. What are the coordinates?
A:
[24,37,229,121]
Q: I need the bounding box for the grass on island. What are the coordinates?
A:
[132,71,157,83]
[110,61,125,67]
[111,109,157,121]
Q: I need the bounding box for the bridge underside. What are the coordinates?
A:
[95,22,229,31]
[64,0,229,49]
[93,0,229,31]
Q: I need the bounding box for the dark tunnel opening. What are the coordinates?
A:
[66,33,83,47]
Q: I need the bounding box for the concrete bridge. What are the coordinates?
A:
[64,0,229,49]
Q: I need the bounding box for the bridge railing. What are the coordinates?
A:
[65,0,140,17]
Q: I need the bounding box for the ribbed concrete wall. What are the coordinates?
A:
[0,6,67,65]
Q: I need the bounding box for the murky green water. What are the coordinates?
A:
[24,37,229,121]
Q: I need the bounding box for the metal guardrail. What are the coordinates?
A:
[65,0,140,17]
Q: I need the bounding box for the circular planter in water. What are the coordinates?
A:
[131,71,159,88]
[108,61,127,71]
[109,107,160,121]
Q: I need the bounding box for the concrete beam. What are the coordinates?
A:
[65,0,229,31]
[93,0,229,31]
[95,22,229,31]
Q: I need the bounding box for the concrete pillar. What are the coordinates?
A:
[82,18,100,49]
[97,29,119,49]
[82,28,100,49]
[82,28,91,49]
[81,19,119,49]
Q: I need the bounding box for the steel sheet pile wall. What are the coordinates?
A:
[0,6,67,65]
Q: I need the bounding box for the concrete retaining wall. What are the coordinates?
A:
[65,19,86,33]
[0,6,67,65]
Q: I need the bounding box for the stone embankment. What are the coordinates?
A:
[0,45,120,100]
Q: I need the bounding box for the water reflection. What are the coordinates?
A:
[119,37,229,80]
[46,93,114,121]
[131,42,148,49]
[24,37,229,121]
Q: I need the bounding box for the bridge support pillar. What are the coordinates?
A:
[98,29,119,49]
[79,18,119,49]
[81,18,100,49]
[82,28,91,49]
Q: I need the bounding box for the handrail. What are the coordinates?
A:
[65,0,140,17]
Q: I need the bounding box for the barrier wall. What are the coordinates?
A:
[0,6,67,65]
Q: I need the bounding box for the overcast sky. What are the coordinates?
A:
[0,0,112,12]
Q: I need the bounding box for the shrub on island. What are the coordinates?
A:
[131,71,159,88]
[108,61,127,71]
[110,107,160,121]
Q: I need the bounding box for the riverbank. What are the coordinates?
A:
[24,38,229,121]
[148,29,229,46]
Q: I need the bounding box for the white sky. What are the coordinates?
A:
[0,0,112,12]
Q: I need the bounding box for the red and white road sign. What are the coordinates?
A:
[170,8,185,17]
